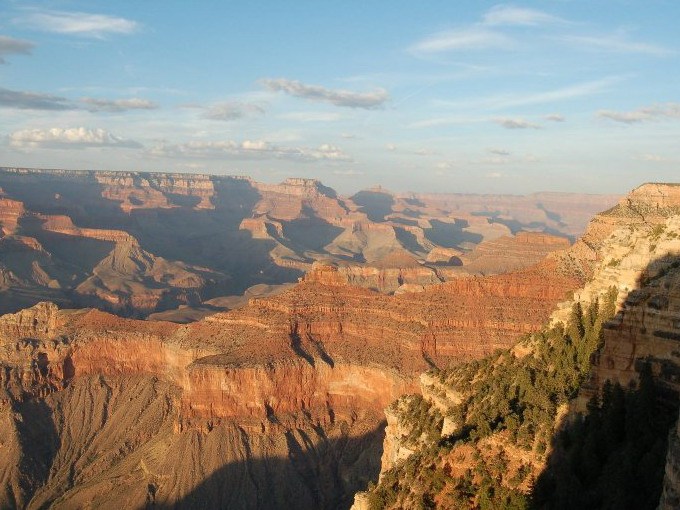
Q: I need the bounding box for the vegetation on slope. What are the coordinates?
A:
[364,286,677,509]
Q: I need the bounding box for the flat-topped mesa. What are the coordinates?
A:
[251,180,350,223]
[40,214,138,244]
[95,173,216,211]
[254,177,334,198]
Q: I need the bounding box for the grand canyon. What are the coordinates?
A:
[1,167,679,509]
[2,3,679,509]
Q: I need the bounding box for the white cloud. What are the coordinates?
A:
[483,6,563,26]
[9,127,142,149]
[81,97,158,112]
[410,27,512,54]
[493,117,541,129]
[0,35,34,64]
[261,78,388,109]
[202,101,265,121]
[19,10,139,38]
[147,139,352,162]
[560,34,673,56]
[597,103,680,124]
[545,113,565,122]
[487,172,503,178]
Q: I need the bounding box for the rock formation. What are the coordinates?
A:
[0,225,584,508]
[354,183,680,509]
[0,167,618,318]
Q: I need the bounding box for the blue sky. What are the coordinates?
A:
[0,1,679,194]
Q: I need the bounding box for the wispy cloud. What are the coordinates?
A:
[9,127,142,149]
[409,5,562,56]
[493,117,541,129]
[18,10,139,38]
[148,140,352,162]
[483,5,564,26]
[410,27,512,54]
[559,33,673,56]
[597,102,680,124]
[0,35,34,64]
[261,78,388,109]
[202,101,265,121]
[81,97,158,112]
[0,87,74,110]
[434,77,620,110]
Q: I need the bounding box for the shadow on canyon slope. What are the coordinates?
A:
[16,398,61,500]
[150,423,386,510]
[350,190,395,222]
[1,173,306,301]
[532,253,680,510]
[471,210,575,242]
[424,218,483,249]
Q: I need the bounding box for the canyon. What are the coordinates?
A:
[4,169,676,509]
[0,251,580,507]
[0,167,617,319]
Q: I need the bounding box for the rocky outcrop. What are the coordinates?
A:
[356,183,680,508]
[0,196,24,236]
[0,298,412,508]
[303,253,442,294]
[0,301,61,341]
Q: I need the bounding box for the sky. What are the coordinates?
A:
[0,1,679,195]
